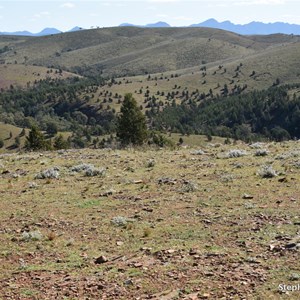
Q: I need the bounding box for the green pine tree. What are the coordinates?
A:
[25,125,50,151]
[116,93,148,146]
[53,134,69,150]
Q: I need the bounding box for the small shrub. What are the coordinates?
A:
[289,273,300,281]
[258,165,277,178]
[146,159,155,168]
[22,231,43,241]
[65,238,75,247]
[111,216,128,227]
[255,149,268,156]
[70,163,94,172]
[28,182,38,189]
[35,168,59,179]
[244,202,255,209]
[181,180,198,192]
[85,166,106,177]
[70,163,105,177]
[277,150,300,160]
[293,161,300,169]
[157,177,177,185]
[190,150,205,155]
[233,162,243,169]
[225,149,248,158]
[250,142,264,149]
[143,228,152,237]
[220,174,235,182]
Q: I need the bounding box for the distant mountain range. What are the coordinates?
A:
[190,19,300,35]
[120,19,300,35]
[119,21,171,28]
[0,27,83,37]
[2,20,300,36]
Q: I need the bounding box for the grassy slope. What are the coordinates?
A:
[1,27,297,76]
[0,123,29,152]
[0,141,299,299]
[0,64,79,89]
[1,28,300,113]
[76,39,300,114]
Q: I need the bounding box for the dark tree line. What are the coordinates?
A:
[153,84,300,142]
[0,76,116,137]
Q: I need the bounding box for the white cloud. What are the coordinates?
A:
[60,3,75,9]
[148,0,180,2]
[233,0,285,5]
[156,13,169,18]
[34,11,50,19]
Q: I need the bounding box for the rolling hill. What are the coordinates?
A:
[1,26,300,145]
[1,27,300,105]
[0,64,79,90]
[1,27,299,79]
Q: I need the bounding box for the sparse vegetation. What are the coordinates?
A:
[84,166,106,177]
[255,149,268,156]
[22,231,43,241]
[0,141,299,299]
[225,149,248,158]
[35,167,59,179]
[258,165,277,178]
[111,216,128,227]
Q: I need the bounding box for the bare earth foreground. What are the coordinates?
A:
[0,141,300,299]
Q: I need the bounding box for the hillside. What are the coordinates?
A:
[0,64,79,90]
[1,27,299,92]
[89,39,300,105]
[1,27,300,147]
[1,27,298,78]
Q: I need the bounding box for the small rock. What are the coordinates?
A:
[134,180,143,184]
[189,248,199,255]
[285,243,298,249]
[200,293,210,299]
[166,249,176,254]
[278,177,287,183]
[243,194,254,199]
[94,255,108,264]
[124,279,133,286]
[142,207,153,212]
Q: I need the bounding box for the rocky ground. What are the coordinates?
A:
[0,141,300,299]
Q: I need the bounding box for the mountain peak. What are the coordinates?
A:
[36,28,62,36]
[145,21,171,28]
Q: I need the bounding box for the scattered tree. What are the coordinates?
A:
[53,134,69,150]
[116,93,148,146]
[25,126,51,151]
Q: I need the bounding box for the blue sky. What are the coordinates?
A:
[0,0,299,33]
